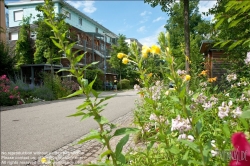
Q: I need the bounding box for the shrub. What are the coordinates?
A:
[32,86,54,101]
[61,79,79,93]
[0,75,22,106]
[117,79,130,89]
[85,68,104,90]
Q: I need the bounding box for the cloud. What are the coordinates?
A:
[198,1,217,20]
[140,11,152,16]
[66,1,96,14]
[137,26,146,33]
[138,25,165,46]
[153,17,165,23]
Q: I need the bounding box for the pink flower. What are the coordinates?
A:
[1,75,6,79]
[9,95,14,99]
[230,132,250,166]
[14,86,18,90]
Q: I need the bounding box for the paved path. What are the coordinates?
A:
[1,90,139,165]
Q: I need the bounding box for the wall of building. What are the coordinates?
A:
[0,1,6,41]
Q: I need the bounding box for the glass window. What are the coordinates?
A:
[10,32,18,40]
[14,10,23,21]
[79,18,82,25]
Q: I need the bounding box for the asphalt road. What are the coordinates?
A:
[1,90,138,164]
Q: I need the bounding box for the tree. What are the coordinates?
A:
[108,34,129,81]
[15,15,33,67]
[144,0,191,73]
[33,2,68,64]
[165,0,212,72]
[0,40,15,76]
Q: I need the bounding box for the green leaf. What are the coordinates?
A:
[51,38,62,49]
[95,116,109,124]
[77,130,101,144]
[222,123,230,137]
[169,146,180,154]
[239,118,249,129]
[76,100,91,111]
[115,134,129,162]
[100,150,112,159]
[116,153,126,164]
[228,17,244,28]
[74,52,85,64]
[182,150,189,160]
[97,95,116,106]
[215,18,225,29]
[155,160,172,165]
[61,89,83,99]
[179,140,199,152]
[80,113,92,121]
[67,111,85,117]
[91,89,100,98]
[196,121,202,135]
[241,111,250,119]
[113,127,140,137]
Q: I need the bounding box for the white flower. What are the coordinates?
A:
[202,101,213,110]
[218,102,231,119]
[171,115,192,133]
[177,69,186,76]
[231,107,242,118]
[226,73,237,82]
[178,134,187,140]
[244,52,250,65]
[211,150,218,157]
[211,140,216,148]
[187,135,194,142]
[134,84,141,91]
[149,113,158,121]
[165,90,169,96]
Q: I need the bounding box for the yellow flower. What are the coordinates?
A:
[199,70,208,76]
[184,75,191,81]
[142,52,148,58]
[147,73,153,77]
[41,157,47,163]
[122,58,129,64]
[208,77,217,83]
[141,45,150,58]
[150,45,161,55]
[117,53,125,59]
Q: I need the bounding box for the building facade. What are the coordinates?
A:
[6,0,119,85]
[0,1,6,41]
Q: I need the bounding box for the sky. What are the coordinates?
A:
[66,1,217,46]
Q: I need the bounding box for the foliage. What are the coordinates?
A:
[42,72,71,100]
[33,86,54,101]
[0,75,22,106]
[144,0,191,73]
[109,34,130,79]
[119,33,250,166]
[117,79,131,90]
[85,68,104,90]
[0,40,15,77]
[15,15,33,67]
[61,79,79,93]
[33,2,68,64]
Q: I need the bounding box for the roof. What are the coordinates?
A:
[199,40,214,54]
[6,0,118,39]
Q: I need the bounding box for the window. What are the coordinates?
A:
[14,10,23,21]
[10,32,18,40]
[96,27,98,33]
[62,9,71,19]
[79,18,82,25]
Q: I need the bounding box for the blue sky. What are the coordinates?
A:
[66,1,217,46]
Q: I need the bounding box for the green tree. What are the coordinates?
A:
[33,2,68,64]
[0,40,15,76]
[144,0,191,73]
[15,15,33,67]
[108,34,129,81]
[165,0,212,72]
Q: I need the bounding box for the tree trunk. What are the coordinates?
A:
[183,0,190,74]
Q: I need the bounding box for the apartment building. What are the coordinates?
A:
[6,0,118,84]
